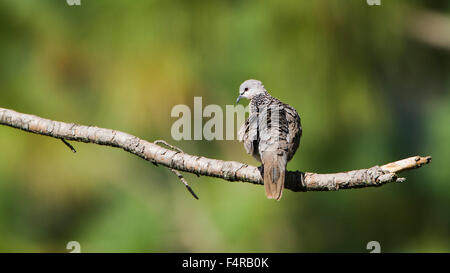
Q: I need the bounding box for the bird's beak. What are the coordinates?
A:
[236,95,243,104]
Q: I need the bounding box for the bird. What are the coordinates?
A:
[237,79,302,200]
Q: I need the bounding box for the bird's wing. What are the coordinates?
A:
[238,112,259,155]
[284,105,301,143]
[284,104,302,160]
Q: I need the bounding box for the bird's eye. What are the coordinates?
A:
[244,87,249,92]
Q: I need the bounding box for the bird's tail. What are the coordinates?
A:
[261,151,286,201]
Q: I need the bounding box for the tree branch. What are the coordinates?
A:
[0,107,431,193]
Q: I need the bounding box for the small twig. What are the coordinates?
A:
[154,139,184,153]
[154,140,199,199]
[381,156,432,173]
[61,138,76,153]
[169,169,199,200]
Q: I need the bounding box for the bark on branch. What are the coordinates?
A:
[0,107,431,193]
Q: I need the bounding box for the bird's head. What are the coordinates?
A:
[236,79,266,104]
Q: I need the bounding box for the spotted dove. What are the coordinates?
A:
[237,79,302,200]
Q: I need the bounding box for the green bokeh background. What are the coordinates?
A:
[0,0,449,252]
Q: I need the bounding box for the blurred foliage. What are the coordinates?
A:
[0,0,449,252]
